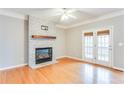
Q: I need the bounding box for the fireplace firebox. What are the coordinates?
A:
[35,47,52,64]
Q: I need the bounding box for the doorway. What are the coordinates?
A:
[82,27,113,67]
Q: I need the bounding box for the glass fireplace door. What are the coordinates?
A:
[35,47,52,64]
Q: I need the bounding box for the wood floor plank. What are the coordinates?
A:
[0,58,124,84]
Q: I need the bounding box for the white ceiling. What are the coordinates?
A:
[1,8,124,27]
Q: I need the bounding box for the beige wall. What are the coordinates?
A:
[0,15,27,68]
[0,15,66,69]
[66,15,124,69]
[56,27,66,58]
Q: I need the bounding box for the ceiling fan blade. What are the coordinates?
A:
[67,14,77,19]
[60,16,64,21]
[53,12,63,16]
[67,9,77,13]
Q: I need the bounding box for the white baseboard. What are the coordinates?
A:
[56,55,84,61]
[1,56,124,72]
[65,56,83,61]
[65,56,124,72]
[113,66,124,71]
[0,63,27,71]
[56,56,67,59]
[0,56,66,70]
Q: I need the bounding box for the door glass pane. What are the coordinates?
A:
[97,35,109,61]
[84,36,93,59]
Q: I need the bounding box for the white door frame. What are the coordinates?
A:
[82,26,114,67]
[82,29,96,63]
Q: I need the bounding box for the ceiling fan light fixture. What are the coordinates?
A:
[60,8,77,21]
[61,14,69,21]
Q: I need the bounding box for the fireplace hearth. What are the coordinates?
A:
[35,47,52,64]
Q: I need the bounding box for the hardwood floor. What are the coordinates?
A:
[0,58,124,84]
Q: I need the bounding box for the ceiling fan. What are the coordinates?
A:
[55,8,77,21]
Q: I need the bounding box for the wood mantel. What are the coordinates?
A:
[32,35,56,39]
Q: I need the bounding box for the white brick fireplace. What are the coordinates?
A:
[28,16,57,68]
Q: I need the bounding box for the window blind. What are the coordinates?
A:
[84,32,93,36]
[97,30,110,36]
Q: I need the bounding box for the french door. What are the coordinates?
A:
[83,32,95,62]
[83,29,112,67]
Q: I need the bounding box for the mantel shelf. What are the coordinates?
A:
[32,35,56,39]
